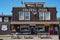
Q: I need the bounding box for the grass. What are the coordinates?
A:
[0,35,11,38]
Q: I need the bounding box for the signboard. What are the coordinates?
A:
[44,23,50,26]
[23,9,47,12]
[1,25,8,31]
[30,24,36,26]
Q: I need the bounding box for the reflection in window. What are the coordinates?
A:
[25,12,30,20]
[39,12,44,20]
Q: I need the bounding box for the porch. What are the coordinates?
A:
[10,21,59,35]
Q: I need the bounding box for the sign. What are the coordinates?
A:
[44,23,50,26]
[38,9,47,11]
[30,24,36,26]
[1,25,8,31]
[23,9,47,12]
[23,9,36,11]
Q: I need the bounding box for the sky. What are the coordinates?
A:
[0,0,60,17]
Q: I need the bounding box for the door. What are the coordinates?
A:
[30,26,36,34]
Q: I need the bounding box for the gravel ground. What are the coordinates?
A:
[0,35,59,40]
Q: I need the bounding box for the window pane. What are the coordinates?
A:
[45,12,50,20]
[39,12,44,20]
[0,17,2,22]
[25,12,30,20]
[4,17,8,22]
[19,12,24,20]
[20,12,23,16]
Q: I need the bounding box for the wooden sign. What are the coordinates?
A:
[44,23,50,26]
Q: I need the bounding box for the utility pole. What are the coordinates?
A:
[2,12,3,16]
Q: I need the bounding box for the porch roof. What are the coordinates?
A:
[10,21,59,25]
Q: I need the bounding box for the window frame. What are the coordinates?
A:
[4,17,9,22]
[25,12,30,20]
[45,12,50,20]
[19,11,24,20]
[39,12,44,20]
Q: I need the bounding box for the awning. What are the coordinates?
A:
[10,21,59,25]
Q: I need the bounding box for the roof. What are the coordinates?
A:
[12,2,56,8]
[0,15,12,17]
[44,6,56,8]
[24,2,45,4]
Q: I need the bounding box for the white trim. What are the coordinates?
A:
[39,12,44,20]
[49,12,50,20]
[43,12,44,20]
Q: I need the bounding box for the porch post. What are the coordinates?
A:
[11,25,16,33]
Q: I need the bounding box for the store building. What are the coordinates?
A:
[0,2,59,35]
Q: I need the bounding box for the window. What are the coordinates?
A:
[25,12,30,20]
[4,17,8,22]
[19,12,24,20]
[20,25,30,31]
[39,12,44,20]
[1,25,8,31]
[45,12,50,20]
[0,17,2,22]
[37,26,45,31]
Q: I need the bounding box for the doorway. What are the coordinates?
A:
[30,26,36,34]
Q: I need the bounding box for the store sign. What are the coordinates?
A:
[23,9,36,11]
[30,24,36,26]
[44,23,50,26]
[38,9,47,11]
[1,25,8,31]
[23,9,47,12]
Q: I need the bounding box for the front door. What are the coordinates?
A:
[30,26,36,34]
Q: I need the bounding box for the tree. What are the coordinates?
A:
[57,17,60,22]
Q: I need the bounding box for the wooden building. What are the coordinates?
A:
[0,2,59,35]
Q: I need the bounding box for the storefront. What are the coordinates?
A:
[10,21,59,35]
